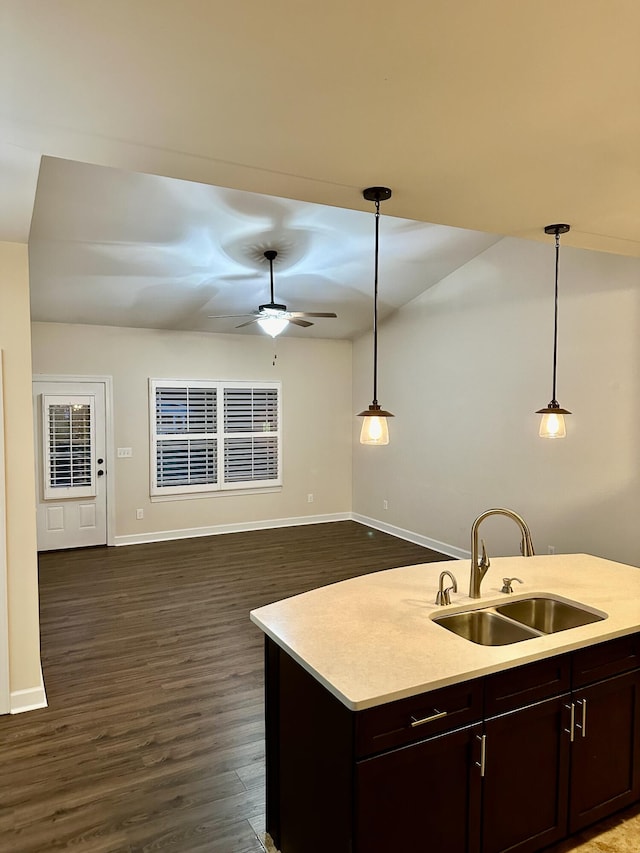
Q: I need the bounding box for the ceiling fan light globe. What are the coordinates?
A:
[257,316,289,338]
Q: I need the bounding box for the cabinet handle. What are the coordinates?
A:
[475,734,486,777]
[564,702,575,742]
[576,698,587,738]
[410,708,447,727]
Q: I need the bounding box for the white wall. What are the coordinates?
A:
[32,323,352,542]
[0,243,44,707]
[354,237,640,568]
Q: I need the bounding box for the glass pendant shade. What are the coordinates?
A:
[358,405,393,445]
[537,406,569,439]
[257,316,289,338]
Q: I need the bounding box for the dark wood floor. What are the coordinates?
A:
[0,521,448,852]
[5,521,638,853]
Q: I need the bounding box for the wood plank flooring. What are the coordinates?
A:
[0,521,447,852]
[2,520,638,852]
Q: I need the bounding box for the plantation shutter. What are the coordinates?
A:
[223,387,280,485]
[154,386,217,492]
[42,395,96,499]
[151,380,280,496]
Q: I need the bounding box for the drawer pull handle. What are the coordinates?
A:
[410,709,447,727]
[577,698,587,738]
[564,702,575,742]
[475,734,487,777]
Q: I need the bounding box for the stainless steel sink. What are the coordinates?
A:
[433,609,540,646]
[496,597,605,634]
[432,595,607,646]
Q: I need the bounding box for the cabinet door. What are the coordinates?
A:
[356,723,482,853]
[482,695,570,853]
[569,669,640,832]
[267,642,354,853]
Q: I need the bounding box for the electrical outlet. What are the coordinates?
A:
[548,545,555,555]
[307,493,314,503]
[383,499,388,510]
[136,508,144,520]
[117,447,133,458]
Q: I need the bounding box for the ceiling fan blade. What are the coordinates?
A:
[208,312,258,319]
[288,318,314,328]
[235,318,260,328]
[288,312,338,318]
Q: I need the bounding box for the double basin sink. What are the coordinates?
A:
[432,596,606,646]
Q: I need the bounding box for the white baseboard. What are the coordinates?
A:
[351,513,470,561]
[114,512,352,547]
[11,668,47,714]
[113,512,468,559]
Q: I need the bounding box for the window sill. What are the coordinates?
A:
[150,486,282,502]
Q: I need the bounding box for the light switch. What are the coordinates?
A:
[117,447,133,458]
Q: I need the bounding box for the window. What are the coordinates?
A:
[42,395,96,499]
[150,380,281,496]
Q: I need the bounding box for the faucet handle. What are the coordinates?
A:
[501,577,524,594]
[435,588,452,606]
[480,538,490,569]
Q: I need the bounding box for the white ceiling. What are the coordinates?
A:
[28,157,500,338]
[3,1,640,337]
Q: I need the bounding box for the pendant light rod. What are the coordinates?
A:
[544,223,569,405]
[372,195,381,404]
[373,196,379,405]
[537,223,571,439]
[363,187,391,405]
[551,229,559,403]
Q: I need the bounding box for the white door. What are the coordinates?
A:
[33,380,108,551]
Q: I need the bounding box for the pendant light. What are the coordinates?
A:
[536,223,571,439]
[358,186,394,445]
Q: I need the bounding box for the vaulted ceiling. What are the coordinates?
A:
[3,1,639,337]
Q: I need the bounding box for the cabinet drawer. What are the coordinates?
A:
[355,678,483,758]
[572,633,640,688]
[485,654,570,716]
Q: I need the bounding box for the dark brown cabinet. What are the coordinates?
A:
[481,656,571,853]
[481,696,570,853]
[266,641,485,853]
[569,669,640,832]
[264,632,640,853]
[356,723,482,853]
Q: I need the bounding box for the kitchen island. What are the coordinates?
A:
[251,554,640,853]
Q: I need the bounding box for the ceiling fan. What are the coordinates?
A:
[208,249,337,337]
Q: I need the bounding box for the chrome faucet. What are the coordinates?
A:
[435,570,457,606]
[469,508,535,598]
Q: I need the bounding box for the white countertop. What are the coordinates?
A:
[250,554,640,710]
